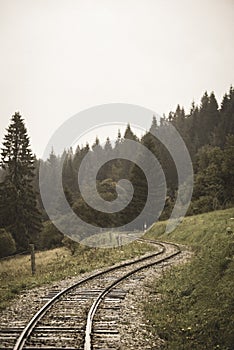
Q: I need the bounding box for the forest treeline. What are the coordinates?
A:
[0,87,234,256]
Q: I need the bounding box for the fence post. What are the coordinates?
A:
[118,234,122,248]
[29,244,36,275]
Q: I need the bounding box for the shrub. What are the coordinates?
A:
[191,196,216,214]
[62,236,80,255]
[0,228,16,258]
[36,221,64,250]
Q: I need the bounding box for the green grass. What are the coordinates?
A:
[0,238,156,310]
[144,208,234,350]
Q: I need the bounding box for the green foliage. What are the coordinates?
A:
[36,221,64,250]
[33,88,234,230]
[0,113,42,250]
[62,236,80,255]
[191,195,217,214]
[1,87,232,252]
[0,228,16,258]
[145,208,234,349]
[192,139,234,212]
[72,178,137,231]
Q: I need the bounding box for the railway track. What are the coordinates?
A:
[0,238,181,350]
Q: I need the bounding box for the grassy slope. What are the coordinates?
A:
[144,208,234,350]
[0,240,156,310]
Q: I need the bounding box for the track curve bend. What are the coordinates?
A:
[10,239,181,350]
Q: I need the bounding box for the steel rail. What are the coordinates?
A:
[13,238,165,350]
[84,241,181,349]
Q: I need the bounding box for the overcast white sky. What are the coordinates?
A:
[0,0,234,157]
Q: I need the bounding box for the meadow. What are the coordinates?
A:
[0,237,155,310]
[144,208,234,349]
[1,208,233,349]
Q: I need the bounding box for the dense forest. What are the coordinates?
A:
[0,87,234,256]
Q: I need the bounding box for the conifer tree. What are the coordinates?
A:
[123,123,138,141]
[0,112,42,249]
[198,92,220,147]
[149,115,158,134]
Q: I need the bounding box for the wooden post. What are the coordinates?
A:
[30,244,36,275]
[109,231,112,245]
[118,235,122,248]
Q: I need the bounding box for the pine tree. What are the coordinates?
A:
[62,149,75,193]
[0,112,42,249]
[104,137,112,152]
[101,137,113,179]
[112,130,123,181]
[123,123,138,141]
[217,86,234,147]
[39,148,61,217]
[116,129,122,146]
[149,115,158,134]
[119,124,139,179]
[198,92,220,147]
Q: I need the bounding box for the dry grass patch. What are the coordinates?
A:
[0,239,156,309]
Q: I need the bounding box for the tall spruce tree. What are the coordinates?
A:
[0,112,42,249]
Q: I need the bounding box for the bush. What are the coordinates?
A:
[0,228,16,258]
[191,196,217,215]
[62,236,80,255]
[36,221,64,250]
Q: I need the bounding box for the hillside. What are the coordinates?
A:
[144,208,234,349]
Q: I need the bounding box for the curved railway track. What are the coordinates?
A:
[1,238,181,350]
